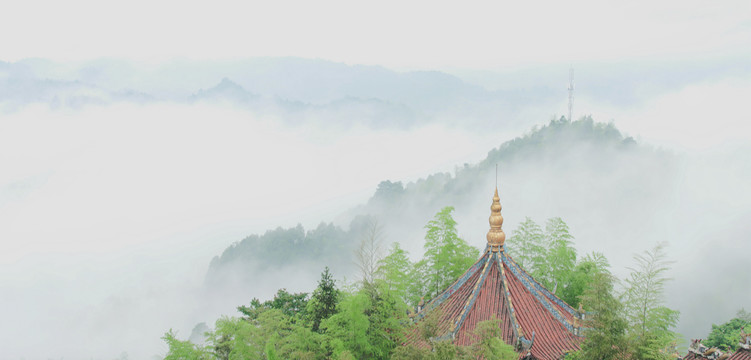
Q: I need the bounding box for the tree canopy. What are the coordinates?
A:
[704,309,751,352]
[164,212,689,360]
[416,206,479,300]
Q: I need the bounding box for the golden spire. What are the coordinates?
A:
[486,187,506,252]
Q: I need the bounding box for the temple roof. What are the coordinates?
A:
[405,188,583,360]
[733,336,751,360]
[683,338,751,360]
[730,348,751,360]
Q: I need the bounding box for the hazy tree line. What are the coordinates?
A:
[160,206,751,360]
[165,207,514,360]
[205,117,653,290]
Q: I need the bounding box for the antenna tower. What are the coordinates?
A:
[567,66,574,121]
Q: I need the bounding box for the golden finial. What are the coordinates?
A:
[486,187,506,252]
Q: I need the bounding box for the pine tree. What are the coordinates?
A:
[306,267,340,332]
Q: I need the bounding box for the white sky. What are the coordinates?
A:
[2,0,750,69]
[0,104,502,263]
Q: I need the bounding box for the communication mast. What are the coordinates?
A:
[567,66,574,121]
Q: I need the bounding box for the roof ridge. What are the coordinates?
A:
[503,250,579,318]
[450,250,495,337]
[502,251,579,334]
[498,250,524,342]
[414,252,489,322]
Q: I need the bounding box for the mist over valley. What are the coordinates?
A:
[1,56,750,359]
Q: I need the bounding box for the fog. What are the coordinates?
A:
[0,100,506,359]
[2,0,751,352]
[1,58,749,359]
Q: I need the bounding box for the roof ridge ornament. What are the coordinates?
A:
[486,187,506,252]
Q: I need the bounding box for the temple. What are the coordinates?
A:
[405,188,584,359]
[683,333,751,360]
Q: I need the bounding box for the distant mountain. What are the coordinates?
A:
[205,117,675,292]
[0,60,156,111]
[4,56,749,128]
[188,78,260,104]
[0,57,559,130]
[187,77,420,129]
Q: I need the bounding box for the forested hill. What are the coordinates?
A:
[205,117,675,295]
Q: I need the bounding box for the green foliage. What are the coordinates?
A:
[363,282,408,358]
[469,317,518,360]
[206,222,356,287]
[704,309,751,352]
[322,282,407,359]
[564,350,584,360]
[210,316,261,360]
[577,272,630,360]
[391,318,516,360]
[431,341,470,360]
[390,344,429,360]
[506,217,578,302]
[391,340,471,360]
[207,310,327,360]
[322,291,373,358]
[505,217,545,269]
[421,310,441,341]
[561,252,610,309]
[623,243,680,360]
[306,267,340,332]
[543,217,577,293]
[481,116,636,170]
[376,242,420,306]
[238,288,308,320]
[162,329,213,360]
[264,337,278,360]
[417,206,479,300]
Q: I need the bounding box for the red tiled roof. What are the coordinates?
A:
[684,352,709,360]
[404,247,583,360]
[504,257,581,359]
[729,348,751,360]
